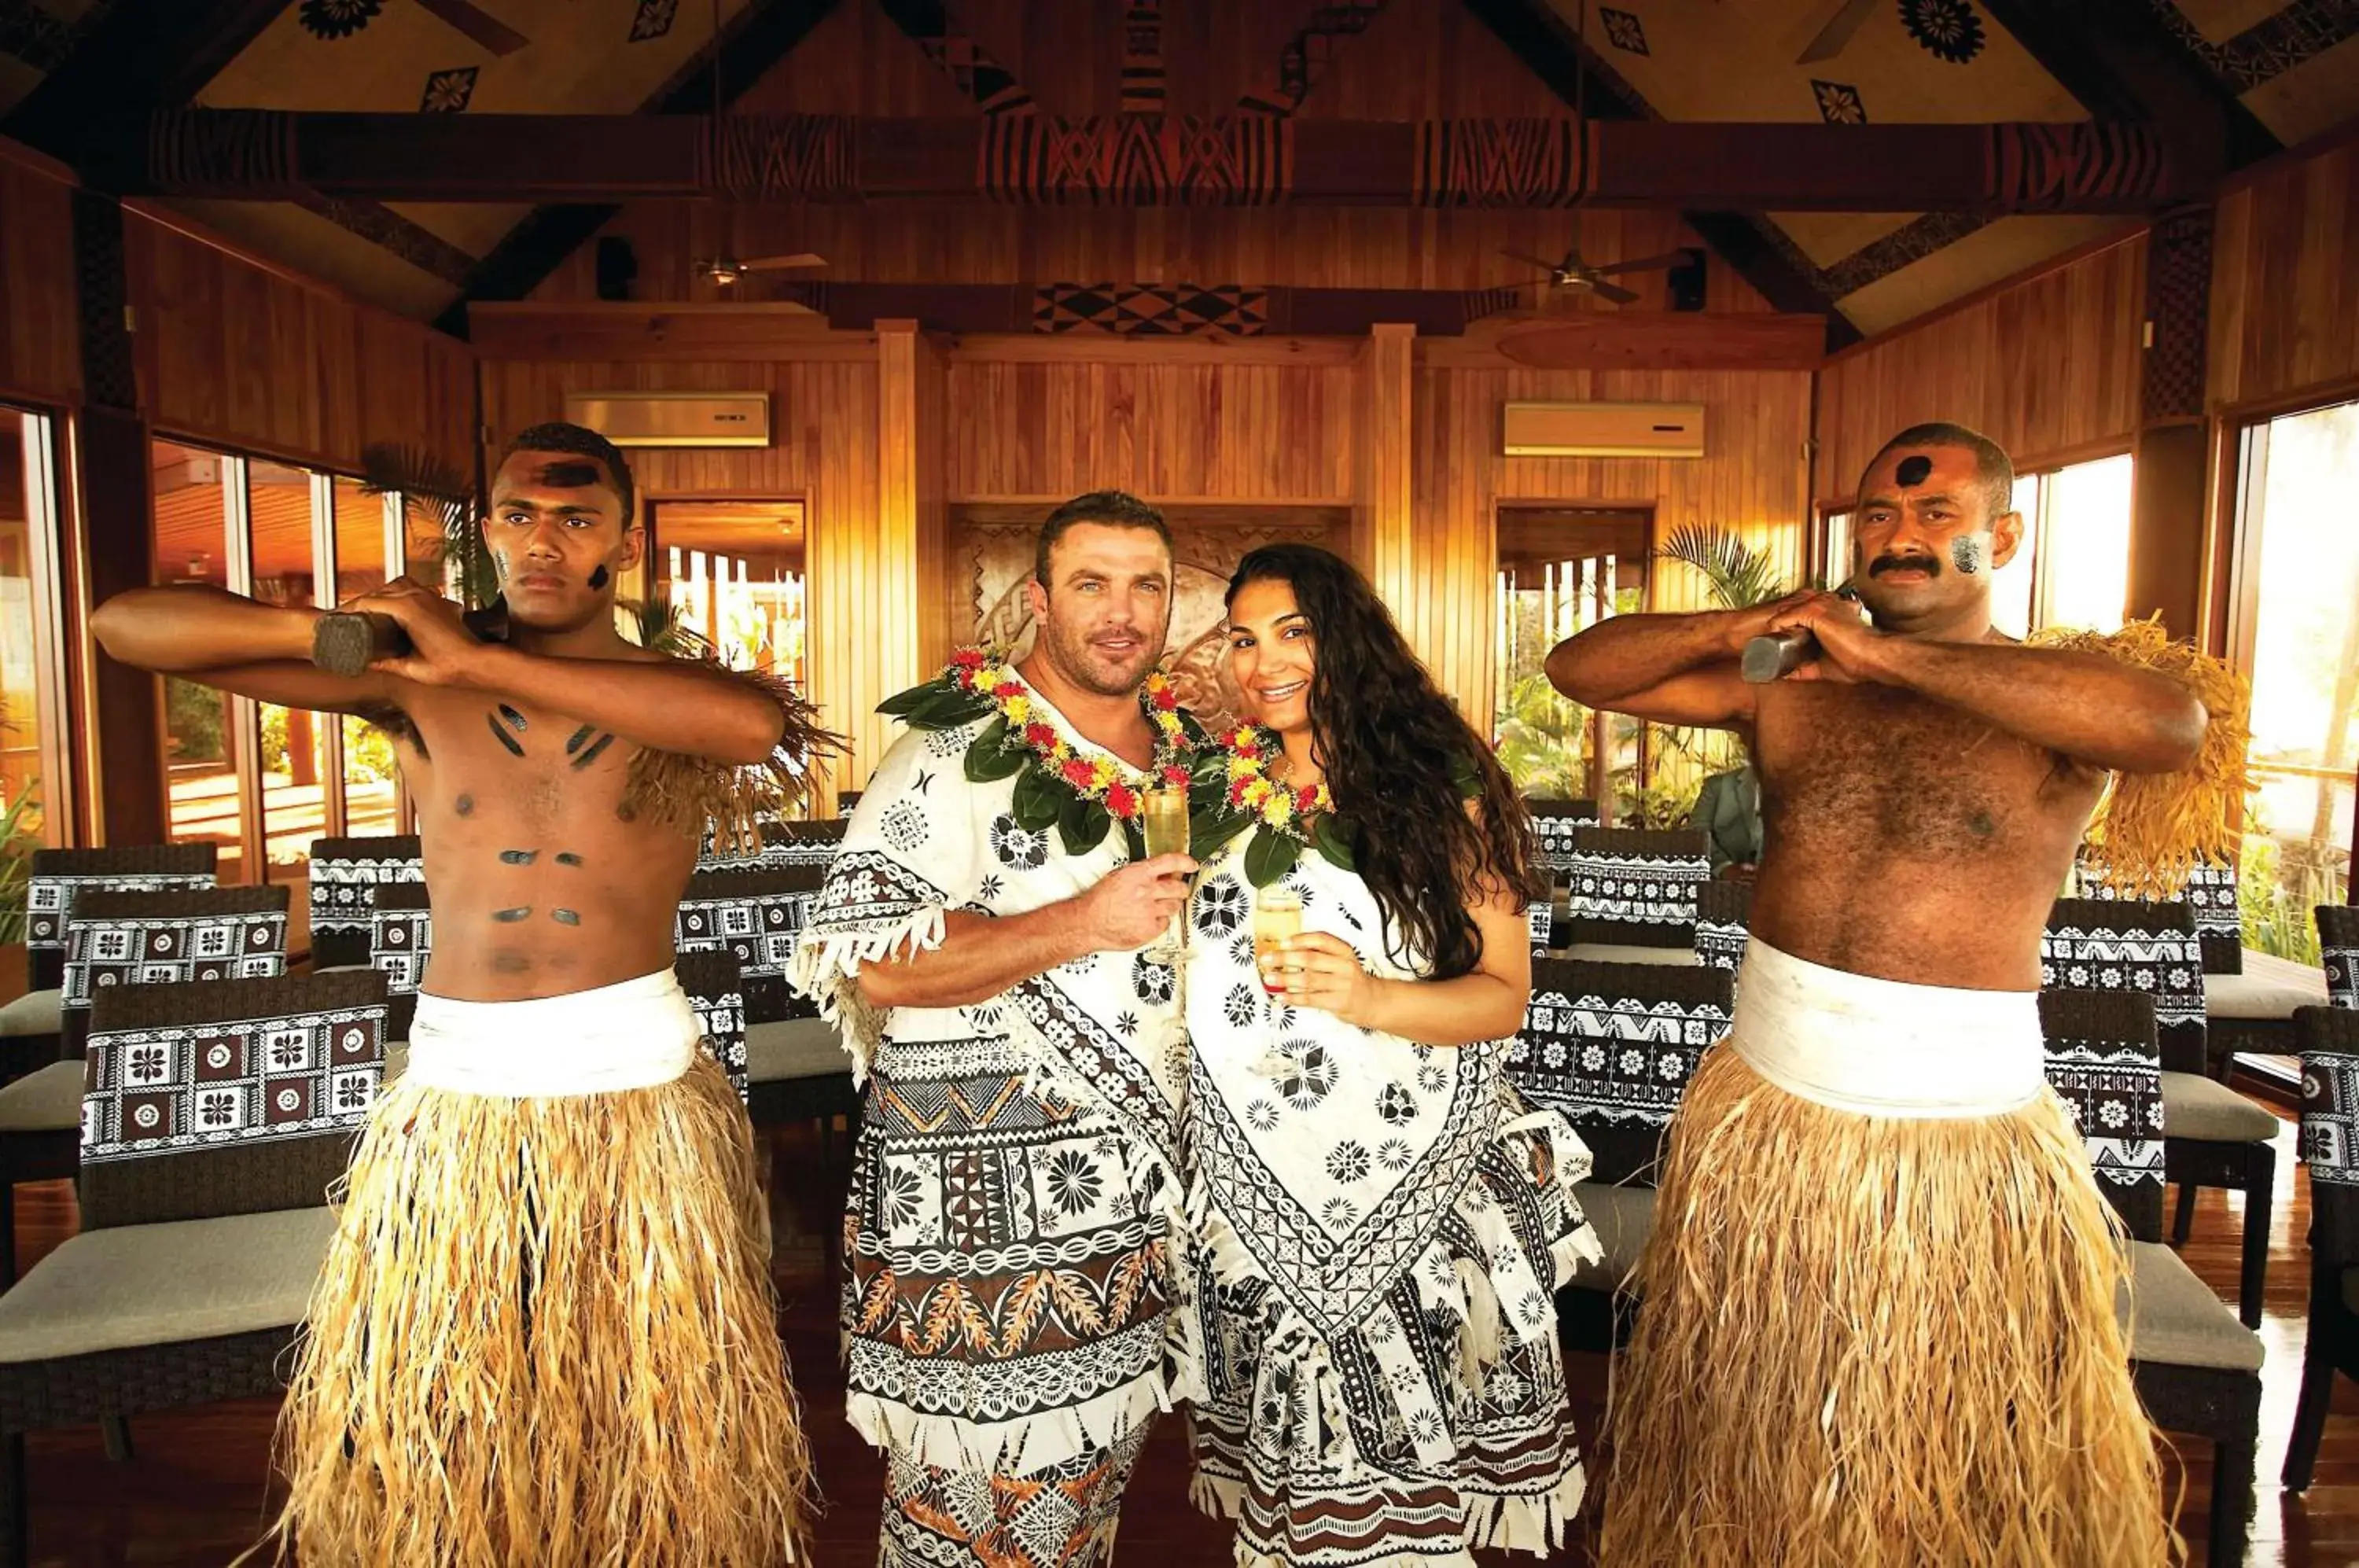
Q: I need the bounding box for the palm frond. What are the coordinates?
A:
[359,443,498,608]
[620,598,716,661]
[1656,524,1790,610]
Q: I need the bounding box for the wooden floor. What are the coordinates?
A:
[13,1110,2359,1566]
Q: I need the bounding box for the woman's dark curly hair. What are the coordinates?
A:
[1226,544,1540,981]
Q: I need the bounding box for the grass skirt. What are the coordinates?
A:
[1601,1046,2175,1568]
[261,1053,814,1567]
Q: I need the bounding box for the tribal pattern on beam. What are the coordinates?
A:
[876,0,1034,116]
[1237,0,1389,117]
[1983,122,2170,211]
[707,113,859,201]
[981,116,1291,206]
[1414,119,1589,208]
[1119,0,1163,114]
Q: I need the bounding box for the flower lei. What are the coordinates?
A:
[1194,723,1356,887]
[879,646,1199,856]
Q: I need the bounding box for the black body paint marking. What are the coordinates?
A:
[551,908,582,926]
[556,852,583,867]
[571,732,617,770]
[497,705,528,731]
[1970,812,1996,837]
[486,712,526,756]
[455,794,474,817]
[499,849,538,865]
[536,459,602,489]
[492,906,532,922]
[1950,536,1989,575]
[492,952,532,974]
[587,564,609,591]
[566,724,595,754]
[1896,455,1933,487]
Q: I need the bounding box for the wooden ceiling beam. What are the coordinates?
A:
[1456,0,1863,350]
[120,109,2215,212]
[1980,0,2280,168]
[3,0,293,159]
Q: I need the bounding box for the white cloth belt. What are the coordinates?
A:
[1730,937,2044,1119]
[406,969,699,1098]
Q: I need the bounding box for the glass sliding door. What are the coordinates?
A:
[333,477,401,838]
[2231,398,2359,960]
[1493,510,1651,818]
[151,440,250,881]
[248,460,326,878]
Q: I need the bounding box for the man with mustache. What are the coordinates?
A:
[1548,422,2203,1566]
[793,491,1198,1568]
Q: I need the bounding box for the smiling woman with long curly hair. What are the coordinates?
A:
[1173,542,1599,1567]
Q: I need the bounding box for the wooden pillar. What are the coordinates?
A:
[2128,206,2212,638]
[1357,323,1416,620]
[70,190,166,845]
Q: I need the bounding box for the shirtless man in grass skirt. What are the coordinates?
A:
[94,421,828,1567]
[1550,421,2206,1567]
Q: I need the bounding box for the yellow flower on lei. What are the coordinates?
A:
[1259,795,1291,826]
[1227,755,1260,782]
[1241,778,1274,809]
[1002,694,1030,726]
[1090,757,1117,790]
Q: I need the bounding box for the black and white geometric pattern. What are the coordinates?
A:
[675,948,749,1099]
[2041,899,2205,1073]
[308,836,423,966]
[25,846,216,982]
[2324,905,2359,1010]
[677,867,825,1024]
[83,991,384,1162]
[1562,828,1709,945]
[2045,1041,2164,1201]
[2079,855,2241,974]
[63,900,286,1021]
[368,887,433,996]
[1693,879,1753,972]
[1512,984,1729,1131]
[1526,801,1599,874]
[2305,1051,2359,1184]
[1526,893,1554,959]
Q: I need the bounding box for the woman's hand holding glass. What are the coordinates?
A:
[1260,930,1380,1028]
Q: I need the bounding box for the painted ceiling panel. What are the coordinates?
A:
[2241,28,2359,141]
[2176,0,2302,41]
[1769,211,1920,270]
[168,196,468,322]
[1835,213,2130,335]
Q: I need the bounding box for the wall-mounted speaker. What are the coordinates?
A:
[595,237,637,302]
[1667,247,1707,313]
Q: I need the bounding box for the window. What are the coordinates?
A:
[151,440,248,882]
[1492,510,1651,819]
[149,440,414,889]
[646,502,808,685]
[2230,398,2359,961]
[0,408,67,940]
[2033,454,2133,634]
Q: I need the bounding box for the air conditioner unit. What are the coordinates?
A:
[1502,400,1705,459]
[564,391,771,448]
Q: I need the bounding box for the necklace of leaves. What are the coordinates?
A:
[881,648,1200,856]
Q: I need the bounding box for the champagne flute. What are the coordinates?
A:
[1141,786,1191,965]
[1250,888,1303,1077]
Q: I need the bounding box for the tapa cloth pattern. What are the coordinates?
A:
[1180,844,1598,1566]
[792,691,1187,1479]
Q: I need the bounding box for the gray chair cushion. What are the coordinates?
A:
[0,1206,337,1364]
[0,1058,83,1133]
[0,988,61,1040]
[2205,952,2328,1021]
[1564,944,1701,967]
[746,1018,849,1084]
[1563,1180,1654,1293]
[2159,1070,2280,1143]
[2125,1239,2264,1372]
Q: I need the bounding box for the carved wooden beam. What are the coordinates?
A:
[125,109,2216,212]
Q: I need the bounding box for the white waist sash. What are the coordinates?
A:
[1730,937,2044,1119]
[407,969,699,1098]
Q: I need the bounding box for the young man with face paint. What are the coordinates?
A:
[1545,420,2205,1566]
[93,421,829,1566]
[792,490,1199,1568]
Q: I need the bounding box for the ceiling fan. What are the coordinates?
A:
[1498,245,1688,307]
[696,252,829,289]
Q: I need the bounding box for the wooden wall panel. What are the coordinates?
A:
[943,358,1360,503]
[1412,364,1813,716]
[1815,232,2146,501]
[477,348,886,803]
[1360,325,1415,611]
[2210,135,2359,412]
[123,207,474,476]
[0,142,81,408]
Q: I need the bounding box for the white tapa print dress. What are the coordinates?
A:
[1179,841,1600,1567]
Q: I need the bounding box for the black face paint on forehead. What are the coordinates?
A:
[587,564,609,591]
[1895,455,1934,488]
[536,459,603,490]
[1951,536,1989,575]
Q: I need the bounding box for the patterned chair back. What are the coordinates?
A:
[367,882,433,1041]
[1693,878,1754,972]
[675,865,829,1024]
[772,817,849,867]
[307,834,424,969]
[2078,853,2242,974]
[79,969,389,1230]
[2320,905,2359,1010]
[1528,799,1601,874]
[2039,988,2166,1242]
[675,947,749,1099]
[1562,826,1711,950]
[1526,859,1556,958]
[1515,958,1735,1184]
[25,845,217,992]
[61,886,289,1060]
[2041,896,2206,1076]
[2298,1004,2359,1270]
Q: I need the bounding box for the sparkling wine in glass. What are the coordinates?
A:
[1141,786,1190,963]
[1250,888,1304,1076]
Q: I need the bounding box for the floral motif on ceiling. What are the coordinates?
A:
[1901,0,1986,65]
[299,0,382,41]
